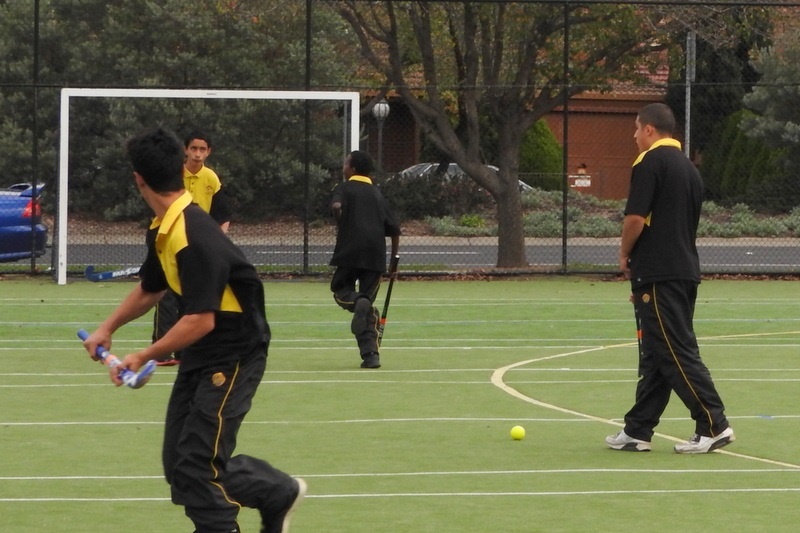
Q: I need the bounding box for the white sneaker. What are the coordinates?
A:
[674,427,735,454]
[605,430,651,452]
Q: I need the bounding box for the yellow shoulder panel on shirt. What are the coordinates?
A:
[632,138,682,167]
[220,287,243,312]
[152,191,242,312]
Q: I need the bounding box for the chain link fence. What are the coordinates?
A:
[1,1,799,279]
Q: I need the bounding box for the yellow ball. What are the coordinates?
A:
[510,425,526,440]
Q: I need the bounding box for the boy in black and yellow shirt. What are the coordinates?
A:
[330,150,400,369]
[81,127,304,533]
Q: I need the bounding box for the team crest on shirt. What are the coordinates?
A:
[212,372,226,387]
[642,293,651,304]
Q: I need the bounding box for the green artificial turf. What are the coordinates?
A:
[1,277,799,532]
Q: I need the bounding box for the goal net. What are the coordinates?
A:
[56,88,361,285]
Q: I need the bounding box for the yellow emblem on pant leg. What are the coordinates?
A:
[212,372,226,387]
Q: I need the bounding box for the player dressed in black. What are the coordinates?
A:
[606,103,734,454]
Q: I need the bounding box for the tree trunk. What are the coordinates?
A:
[495,188,528,267]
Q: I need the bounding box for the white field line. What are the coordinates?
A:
[4,296,800,305]
[4,468,800,502]
[308,487,800,499]
[3,366,800,377]
[3,466,798,482]
[492,329,800,470]
[2,305,799,504]
[3,342,800,353]
[5,376,800,389]
[4,487,800,503]
[3,414,800,428]
[4,317,800,327]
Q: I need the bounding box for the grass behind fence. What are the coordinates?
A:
[1,277,799,532]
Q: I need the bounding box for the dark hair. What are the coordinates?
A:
[638,103,675,135]
[184,129,212,149]
[126,127,185,193]
[348,150,375,176]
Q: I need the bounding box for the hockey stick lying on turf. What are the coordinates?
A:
[84,265,141,282]
[377,255,400,348]
[77,329,156,389]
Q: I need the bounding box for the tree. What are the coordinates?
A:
[334,2,690,267]
[743,28,800,152]
[664,6,770,156]
[0,0,360,221]
[741,26,800,210]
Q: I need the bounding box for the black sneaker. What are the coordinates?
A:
[360,352,381,369]
[260,477,307,533]
[351,298,371,335]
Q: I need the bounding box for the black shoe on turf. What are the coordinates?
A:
[351,297,371,335]
[260,477,307,533]
[360,352,381,369]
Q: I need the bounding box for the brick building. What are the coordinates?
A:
[367,73,669,200]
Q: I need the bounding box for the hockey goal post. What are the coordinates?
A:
[56,88,361,285]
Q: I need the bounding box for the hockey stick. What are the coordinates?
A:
[77,329,156,389]
[634,300,643,357]
[84,265,140,282]
[377,255,400,347]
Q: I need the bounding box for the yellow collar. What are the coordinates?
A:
[632,138,682,166]
[149,191,193,233]
[348,175,373,184]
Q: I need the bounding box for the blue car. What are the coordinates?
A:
[0,183,48,263]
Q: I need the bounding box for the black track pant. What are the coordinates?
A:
[623,280,729,441]
[163,349,296,533]
[153,288,181,361]
[330,266,382,355]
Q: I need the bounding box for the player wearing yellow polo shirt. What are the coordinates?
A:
[183,130,231,233]
[153,130,232,364]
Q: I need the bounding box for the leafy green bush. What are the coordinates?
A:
[784,207,800,235]
[701,200,726,216]
[426,187,800,239]
[523,211,563,238]
[424,216,496,237]
[458,214,486,228]
[701,109,790,209]
[519,120,563,191]
[380,173,492,221]
[569,216,621,238]
[520,188,562,210]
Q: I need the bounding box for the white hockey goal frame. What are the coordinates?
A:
[56,88,361,284]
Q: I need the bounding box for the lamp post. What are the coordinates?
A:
[372,99,390,173]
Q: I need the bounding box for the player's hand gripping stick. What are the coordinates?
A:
[77,329,156,389]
